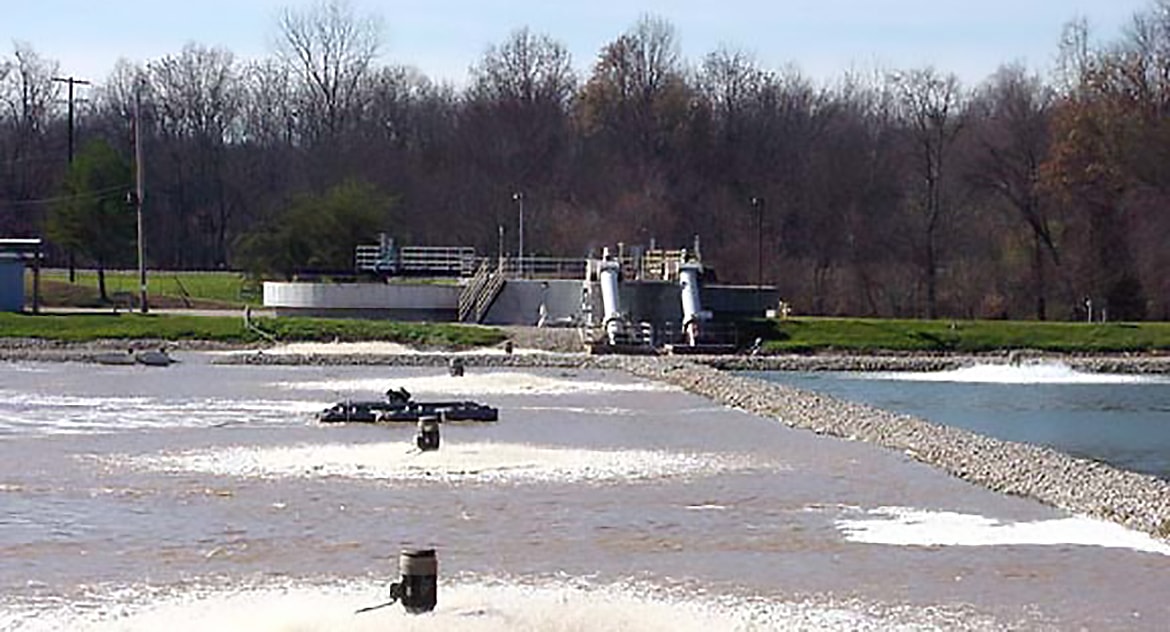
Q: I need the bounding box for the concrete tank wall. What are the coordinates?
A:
[704,285,780,320]
[0,260,24,312]
[263,281,459,321]
[483,279,587,326]
[260,279,779,325]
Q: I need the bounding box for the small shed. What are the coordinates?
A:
[0,238,43,313]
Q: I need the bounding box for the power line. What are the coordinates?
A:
[0,185,127,208]
[2,151,76,167]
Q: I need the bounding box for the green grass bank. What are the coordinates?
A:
[0,312,506,349]
[16,269,1170,353]
[29,270,259,308]
[751,317,1170,353]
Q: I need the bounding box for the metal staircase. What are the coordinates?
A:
[458,260,507,323]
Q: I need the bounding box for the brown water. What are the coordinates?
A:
[2,356,1169,630]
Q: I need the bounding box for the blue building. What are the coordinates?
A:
[0,239,43,313]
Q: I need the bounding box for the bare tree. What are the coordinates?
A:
[0,42,61,234]
[240,59,300,147]
[276,0,382,142]
[577,16,692,242]
[890,67,966,318]
[969,64,1062,319]
[470,27,576,107]
[461,29,578,252]
[579,15,688,149]
[148,44,242,266]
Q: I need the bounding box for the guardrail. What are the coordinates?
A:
[356,245,477,276]
[497,257,588,279]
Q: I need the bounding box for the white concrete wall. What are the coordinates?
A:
[483,279,588,326]
[264,282,459,309]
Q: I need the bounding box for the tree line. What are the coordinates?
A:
[2,0,1168,320]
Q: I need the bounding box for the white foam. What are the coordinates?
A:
[236,341,560,357]
[860,362,1163,385]
[837,506,1170,555]
[0,393,324,437]
[115,441,778,485]
[282,371,675,397]
[0,364,50,373]
[514,405,723,417]
[0,576,984,631]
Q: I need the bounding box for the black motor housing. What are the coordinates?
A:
[415,416,441,451]
[393,548,437,614]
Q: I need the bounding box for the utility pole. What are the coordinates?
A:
[52,76,90,163]
[52,76,89,283]
[132,84,148,314]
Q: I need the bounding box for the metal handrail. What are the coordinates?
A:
[458,259,493,321]
[498,257,588,279]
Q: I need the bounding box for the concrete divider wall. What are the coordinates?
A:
[484,279,781,327]
[263,282,459,321]
[262,279,780,325]
[483,279,586,326]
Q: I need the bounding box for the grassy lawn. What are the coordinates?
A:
[753,317,1170,353]
[11,269,504,349]
[15,269,1170,353]
[29,269,259,308]
[0,312,506,348]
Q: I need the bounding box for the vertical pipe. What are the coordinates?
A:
[513,192,524,278]
[497,225,504,270]
[679,262,703,346]
[598,250,623,344]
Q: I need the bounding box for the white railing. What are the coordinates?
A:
[498,257,588,279]
[356,245,477,276]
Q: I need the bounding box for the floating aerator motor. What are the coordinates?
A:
[356,548,438,615]
[415,415,441,452]
[394,548,438,613]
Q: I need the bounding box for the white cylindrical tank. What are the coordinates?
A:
[679,262,703,346]
[598,257,623,344]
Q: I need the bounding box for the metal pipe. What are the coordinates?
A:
[513,192,524,277]
[598,249,623,345]
[679,262,703,346]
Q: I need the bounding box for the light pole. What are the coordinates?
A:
[750,196,764,315]
[512,192,524,277]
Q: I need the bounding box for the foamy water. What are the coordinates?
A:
[0,392,324,436]
[861,362,1163,385]
[7,361,1170,629]
[111,441,782,485]
[281,371,677,397]
[238,341,559,357]
[0,576,978,632]
[837,507,1170,556]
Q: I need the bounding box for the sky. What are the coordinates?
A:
[3,0,1157,89]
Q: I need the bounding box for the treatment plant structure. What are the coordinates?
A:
[263,235,780,352]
